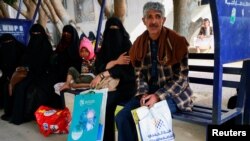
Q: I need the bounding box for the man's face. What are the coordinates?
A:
[204,21,210,27]
[142,10,166,38]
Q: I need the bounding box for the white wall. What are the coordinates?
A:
[71,0,102,38]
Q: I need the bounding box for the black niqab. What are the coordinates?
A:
[53,25,82,82]
[97,17,131,65]
[21,24,53,76]
[56,25,80,61]
[0,33,25,78]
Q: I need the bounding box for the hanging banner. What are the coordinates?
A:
[0,18,32,45]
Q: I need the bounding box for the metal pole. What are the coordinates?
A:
[16,0,22,19]
[23,0,42,46]
[95,0,106,53]
[31,0,42,24]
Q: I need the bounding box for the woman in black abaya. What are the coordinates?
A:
[10,24,53,125]
[90,17,136,141]
[0,34,25,120]
[53,25,82,83]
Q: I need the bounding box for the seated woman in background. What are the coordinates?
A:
[194,18,214,53]
[55,37,95,93]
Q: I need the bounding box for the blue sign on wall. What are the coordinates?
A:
[0,19,32,45]
[212,0,250,63]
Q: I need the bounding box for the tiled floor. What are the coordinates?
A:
[0,109,205,141]
[0,110,67,141]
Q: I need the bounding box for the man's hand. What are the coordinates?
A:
[198,35,205,39]
[140,94,160,108]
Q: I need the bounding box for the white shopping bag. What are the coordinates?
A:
[135,100,175,141]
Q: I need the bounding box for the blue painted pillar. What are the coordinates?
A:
[244,60,250,125]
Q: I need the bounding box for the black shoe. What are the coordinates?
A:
[1,114,10,121]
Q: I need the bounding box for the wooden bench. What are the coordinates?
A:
[172,53,245,125]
